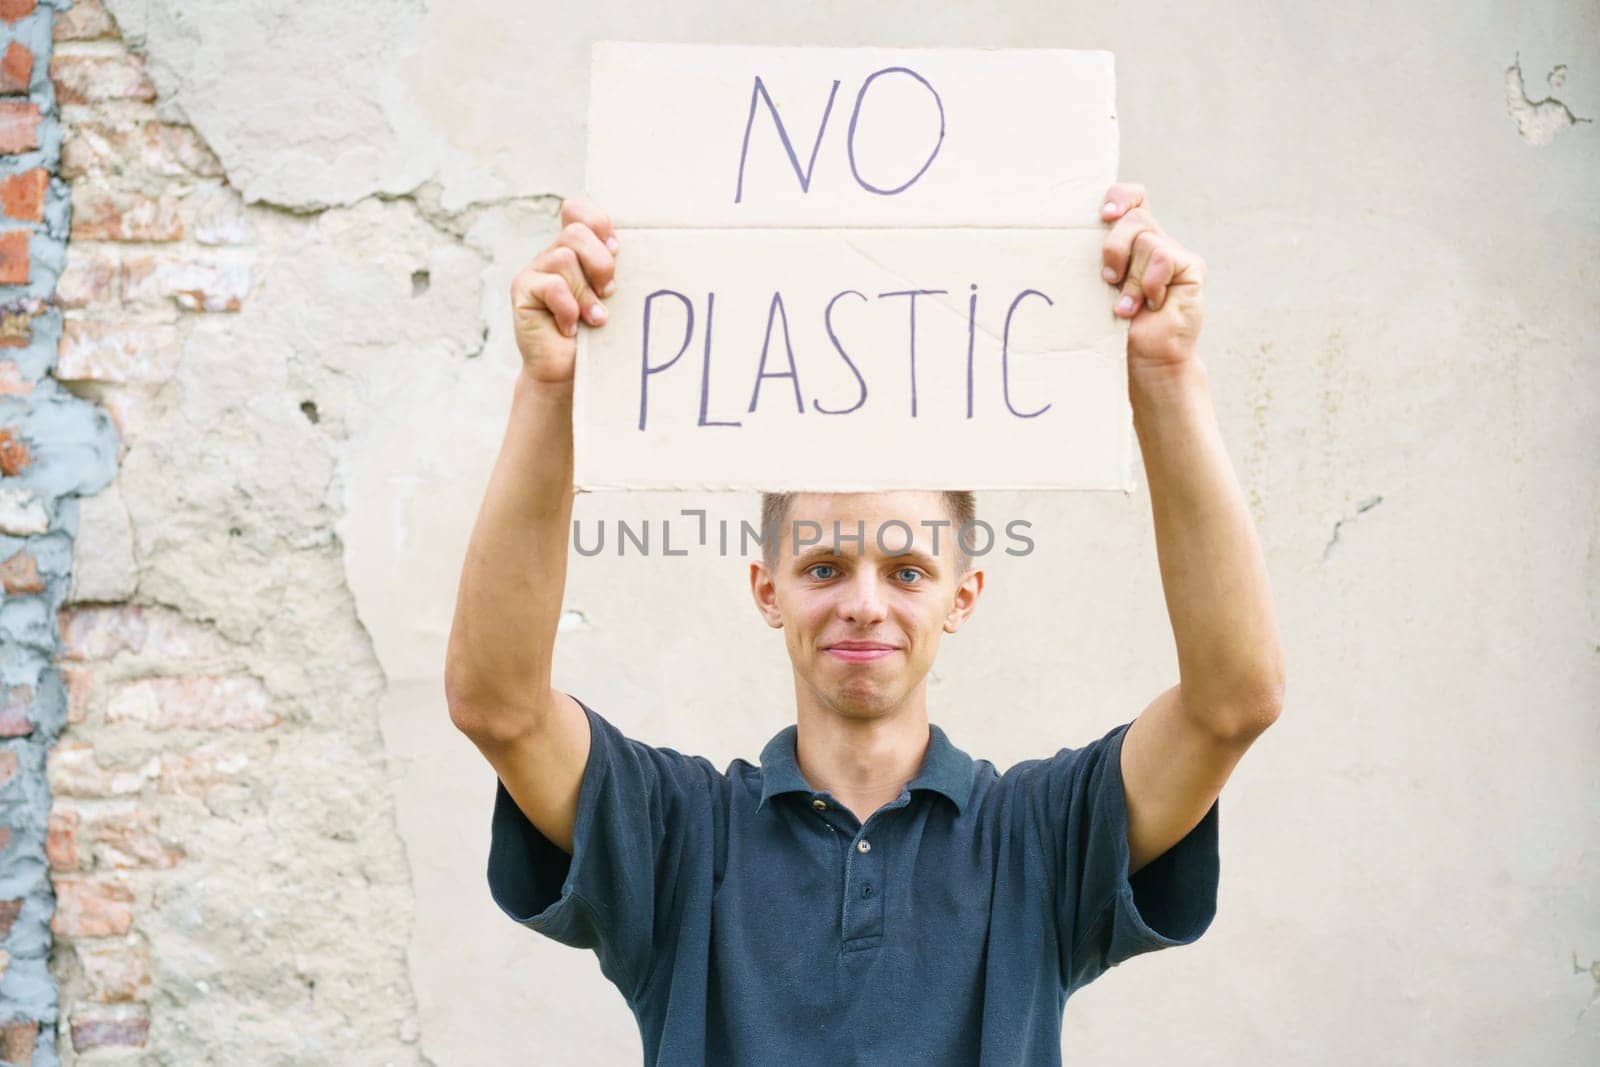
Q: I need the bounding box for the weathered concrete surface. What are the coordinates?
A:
[92,1,1600,1064]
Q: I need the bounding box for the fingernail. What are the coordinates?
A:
[589,302,607,324]
[1116,295,1135,315]
[564,321,576,337]
[1102,267,1118,283]
[1102,201,1119,217]
[606,236,619,253]
[601,280,617,298]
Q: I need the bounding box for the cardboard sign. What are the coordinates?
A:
[575,43,1129,491]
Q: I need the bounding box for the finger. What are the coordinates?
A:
[1101,205,1162,285]
[555,220,619,303]
[533,243,606,328]
[511,268,582,338]
[1137,234,1178,312]
[560,197,619,255]
[1100,182,1148,222]
[1116,230,1159,318]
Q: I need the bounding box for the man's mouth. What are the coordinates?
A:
[825,642,898,662]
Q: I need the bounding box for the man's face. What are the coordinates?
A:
[750,491,984,720]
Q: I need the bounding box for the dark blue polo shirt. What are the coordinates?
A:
[487,696,1219,1064]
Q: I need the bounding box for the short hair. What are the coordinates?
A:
[758,491,977,576]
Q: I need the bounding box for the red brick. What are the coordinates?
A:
[0,425,30,475]
[51,876,133,937]
[77,939,152,1002]
[0,749,15,789]
[55,0,114,40]
[0,550,41,593]
[70,1013,149,1052]
[0,0,34,23]
[0,100,38,152]
[56,247,120,308]
[122,251,251,312]
[51,52,154,105]
[0,41,30,95]
[0,946,7,982]
[0,897,19,937]
[62,665,91,724]
[62,120,223,181]
[48,739,156,798]
[88,807,183,869]
[0,1021,36,1066]
[47,808,79,870]
[0,230,27,285]
[159,739,272,796]
[107,674,278,731]
[72,186,184,242]
[0,360,29,394]
[58,318,181,383]
[0,169,46,223]
[0,682,31,736]
[58,604,148,660]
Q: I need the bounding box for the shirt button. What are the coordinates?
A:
[857,839,871,854]
[811,798,827,811]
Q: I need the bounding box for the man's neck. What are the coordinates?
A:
[791,683,933,824]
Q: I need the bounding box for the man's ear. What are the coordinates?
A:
[942,567,984,634]
[750,560,784,628]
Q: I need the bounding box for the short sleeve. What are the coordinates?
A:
[486,697,721,1000]
[1049,721,1220,995]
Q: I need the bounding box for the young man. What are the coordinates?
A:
[445,184,1285,1064]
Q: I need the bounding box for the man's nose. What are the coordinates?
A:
[839,570,889,623]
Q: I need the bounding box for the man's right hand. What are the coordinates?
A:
[510,198,619,385]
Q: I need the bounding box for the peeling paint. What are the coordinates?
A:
[1505,54,1591,146]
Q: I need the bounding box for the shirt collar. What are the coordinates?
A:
[756,719,975,816]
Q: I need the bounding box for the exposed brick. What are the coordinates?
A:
[48,739,157,798]
[47,808,80,870]
[159,739,271,797]
[62,665,92,724]
[0,946,7,982]
[107,674,277,731]
[0,424,31,475]
[88,806,183,869]
[52,876,134,937]
[0,825,9,853]
[0,307,28,346]
[0,550,42,593]
[50,52,155,105]
[0,100,38,152]
[77,939,153,1002]
[58,604,148,660]
[0,230,28,285]
[55,0,115,41]
[62,120,224,182]
[0,41,31,95]
[122,252,251,312]
[0,1021,36,1066]
[0,0,34,23]
[0,749,15,789]
[0,897,19,937]
[72,186,184,242]
[58,318,182,383]
[56,247,121,308]
[0,168,47,223]
[70,1012,150,1052]
[0,359,30,394]
[0,682,32,736]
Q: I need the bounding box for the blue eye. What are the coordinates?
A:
[807,564,838,580]
[896,568,922,583]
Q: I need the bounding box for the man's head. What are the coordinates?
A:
[749,491,985,722]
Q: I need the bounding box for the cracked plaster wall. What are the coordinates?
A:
[37,0,1600,1064]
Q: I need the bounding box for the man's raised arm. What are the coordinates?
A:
[444,198,619,855]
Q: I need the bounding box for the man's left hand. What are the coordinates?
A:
[1100,182,1206,375]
